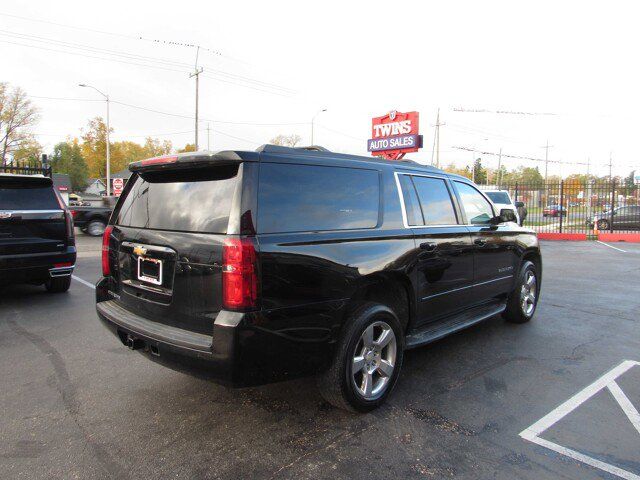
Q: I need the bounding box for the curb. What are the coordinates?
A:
[537,233,587,241]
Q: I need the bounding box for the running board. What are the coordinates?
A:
[405,302,506,350]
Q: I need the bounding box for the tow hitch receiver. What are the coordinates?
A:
[125,334,145,351]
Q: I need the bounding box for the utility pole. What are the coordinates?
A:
[586,157,590,177]
[608,152,613,181]
[542,139,553,184]
[471,151,476,183]
[496,147,502,186]
[190,46,204,150]
[430,108,445,167]
[207,123,211,150]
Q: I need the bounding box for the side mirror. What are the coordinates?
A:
[514,201,525,208]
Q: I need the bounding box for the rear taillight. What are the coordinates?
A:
[102,225,113,276]
[71,210,79,218]
[222,237,258,310]
[54,190,75,245]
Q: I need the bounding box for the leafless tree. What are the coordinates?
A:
[269,134,302,147]
[0,83,40,165]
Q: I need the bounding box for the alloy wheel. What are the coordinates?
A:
[351,321,397,400]
[521,270,537,317]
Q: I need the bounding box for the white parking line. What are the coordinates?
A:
[72,275,96,290]
[520,360,640,480]
[596,240,627,253]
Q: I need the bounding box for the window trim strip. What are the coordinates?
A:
[393,171,461,229]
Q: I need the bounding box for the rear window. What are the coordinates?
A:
[115,166,239,233]
[485,191,511,204]
[0,180,60,210]
[258,163,379,233]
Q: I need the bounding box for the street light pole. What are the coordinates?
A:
[311,108,327,145]
[79,83,110,195]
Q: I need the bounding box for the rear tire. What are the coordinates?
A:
[502,260,538,324]
[317,302,404,412]
[87,219,106,237]
[597,219,609,231]
[45,276,71,293]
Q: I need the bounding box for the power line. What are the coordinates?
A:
[452,146,640,169]
[26,95,306,126]
[316,124,365,142]
[0,35,293,95]
[453,107,557,116]
[28,95,102,102]
[0,11,140,40]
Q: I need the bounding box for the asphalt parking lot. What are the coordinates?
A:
[1,236,639,479]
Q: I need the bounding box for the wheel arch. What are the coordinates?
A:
[345,272,415,334]
[521,248,542,290]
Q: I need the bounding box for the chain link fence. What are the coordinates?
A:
[479,181,640,234]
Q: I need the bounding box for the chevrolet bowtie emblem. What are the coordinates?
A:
[133,245,147,256]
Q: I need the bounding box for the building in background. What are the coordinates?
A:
[84,178,106,196]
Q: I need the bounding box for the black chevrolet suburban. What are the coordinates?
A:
[96,145,541,411]
[0,174,76,292]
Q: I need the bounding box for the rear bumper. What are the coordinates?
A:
[96,277,245,385]
[0,247,76,285]
[95,276,335,386]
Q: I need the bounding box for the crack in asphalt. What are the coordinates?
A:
[6,318,129,479]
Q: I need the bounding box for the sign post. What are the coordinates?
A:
[367,111,422,160]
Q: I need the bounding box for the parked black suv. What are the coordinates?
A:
[96,146,541,411]
[0,174,76,292]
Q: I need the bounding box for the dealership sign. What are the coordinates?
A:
[367,111,422,160]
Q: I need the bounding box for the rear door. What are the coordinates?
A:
[0,176,67,256]
[396,172,475,326]
[108,164,244,335]
[451,180,519,303]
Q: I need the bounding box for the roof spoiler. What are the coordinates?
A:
[256,144,330,154]
[129,150,257,172]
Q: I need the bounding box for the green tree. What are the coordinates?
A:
[472,157,487,184]
[51,140,89,191]
[11,135,42,167]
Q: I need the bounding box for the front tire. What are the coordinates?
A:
[317,302,404,412]
[45,276,71,293]
[597,219,609,231]
[502,260,538,324]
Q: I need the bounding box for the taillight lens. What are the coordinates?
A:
[54,189,75,245]
[102,225,113,276]
[222,237,258,310]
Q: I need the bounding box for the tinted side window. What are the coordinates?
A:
[398,174,424,226]
[454,181,494,225]
[258,163,379,233]
[411,176,458,225]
